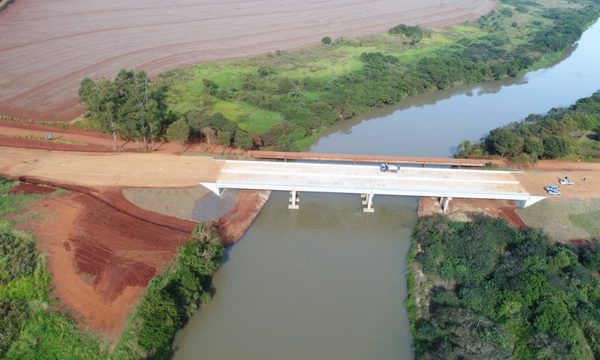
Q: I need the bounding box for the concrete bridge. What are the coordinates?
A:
[201,159,545,213]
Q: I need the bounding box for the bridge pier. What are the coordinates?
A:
[439,197,452,213]
[289,190,300,210]
[361,193,375,213]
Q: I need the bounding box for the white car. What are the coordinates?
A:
[559,177,574,185]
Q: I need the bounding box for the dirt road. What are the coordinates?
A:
[0,146,222,187]
[0,0,496,121]
[515,161,600,200]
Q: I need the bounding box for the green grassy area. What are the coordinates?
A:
[517,199,600,241]
[210,100,283,134]
[157,0,599,150]
[570,210,600,237]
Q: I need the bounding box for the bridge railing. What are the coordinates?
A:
[248,151,505,168]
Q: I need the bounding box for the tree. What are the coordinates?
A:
[542,136,569,158]
[524,136,544,159]
[234,130,253,150]
[455,140,474,158]
[485,128,524,158]
[217,130,233,146]
[201,127,216,145]
[79,69,172,151]
[166,119,190,153]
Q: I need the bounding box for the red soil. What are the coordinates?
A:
[418,197,528,229]
[19,184,195,340]
[9,182,55,195]
[0,0,496,121]
[0,120,253,155]
[209,189,271,245]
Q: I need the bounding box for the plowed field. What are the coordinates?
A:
[0,0,495,121]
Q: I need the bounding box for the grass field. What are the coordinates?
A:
[517,198,600,241]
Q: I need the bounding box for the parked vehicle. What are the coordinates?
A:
[544,185,561,196]
[388,164,400,172]
[380,163,400,172]
[559,177,574,185]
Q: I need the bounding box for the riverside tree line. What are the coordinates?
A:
[456,91,600,162]
[79,70,255,151]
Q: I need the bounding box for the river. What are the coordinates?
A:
[173,19,600,360]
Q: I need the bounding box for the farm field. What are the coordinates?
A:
[0,0,495,121]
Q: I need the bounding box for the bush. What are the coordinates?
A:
[321,36,332,45]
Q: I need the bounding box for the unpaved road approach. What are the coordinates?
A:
[0,146,221,187]
[0,0,496,121]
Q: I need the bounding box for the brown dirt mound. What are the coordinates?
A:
[19,186,195,340]
[0,0,496,121]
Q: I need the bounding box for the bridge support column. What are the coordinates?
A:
[439,197,452,213]
[361,193,374,213]
[288,190,299,210]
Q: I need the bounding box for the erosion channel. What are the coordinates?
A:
[172,19,600,360]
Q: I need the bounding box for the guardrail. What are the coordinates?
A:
[248,150,505,168]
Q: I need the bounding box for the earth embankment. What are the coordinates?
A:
[0,0,496,121]
[15,185,194,340]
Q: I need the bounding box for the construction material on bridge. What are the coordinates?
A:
[248,151,505,168]
[201,160,544,212]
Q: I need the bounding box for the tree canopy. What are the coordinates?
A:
[79,70,173,150]
[410,215,600,359]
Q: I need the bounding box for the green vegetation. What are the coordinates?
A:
[113,224,224,359]
[151,0,600,150]
[166,118,190,152]
[79,70,173,150]
[321,36,332,45]
[0,177,224,359]
[456,91,600,162]
[409,215,600,359]
[0,178,106,359]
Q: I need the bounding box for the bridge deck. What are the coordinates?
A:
[208,160,536,203]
